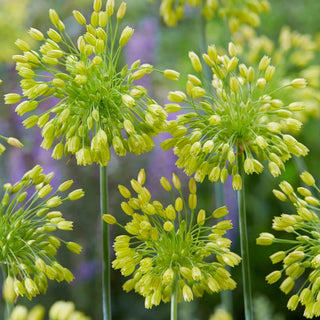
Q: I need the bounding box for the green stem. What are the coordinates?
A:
[171,277,178,320]
[237,167,254,320]
[100,166,111,320]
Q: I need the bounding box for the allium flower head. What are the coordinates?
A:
[237,26,319,120]
[0,165,84,299]
[161,43,308,190]
[149,0,269,31]
[104,169,240,309]
[5,0,172,166]
[257,172,320,318]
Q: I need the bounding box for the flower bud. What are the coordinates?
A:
[119,26,134,46]
[117,2,127,19]
[68,189,85,200]
[188,51,202,72]
[67,242,82,254]
[300,171,315,186]
[291,78,307,88]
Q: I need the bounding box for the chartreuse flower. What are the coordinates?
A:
[237,25,320,121]
[148,0,269,30]
[0,165,84,300]
[5,0,174,166]
[0,134,23,156]
[161,42,308,190]
[8,301,91,320]
[257,171,320,318]
[104,169,240,311]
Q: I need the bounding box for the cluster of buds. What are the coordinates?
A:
[257,171,320,318]
[239,26,319,121]
[5,0,174,166]
[161,42,308,190]
[0,165,84,300]
[149,0,269,31]
[104,169,240,309]
[0,134,23,155]
[8,301,90,320]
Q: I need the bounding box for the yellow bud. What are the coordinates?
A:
[300,171,315,186]
[68,189,85,200]
[93,0,102,11]
[3,276,15,302]
[265,65,276,82]
[232,174,242,190]
[7,137,23,148]
[287,295,299,311]
[197,209,206,225]
[280,277,295,294]
[259,55,271,71]
[227,57,239,72]
[257,78,266,88]
[119,26,134,46]
[291,78,307,88]
[270,251,286,264]
[230,77,239,92]
[47,28,62,42]
[122,94,135,108]
[67,241,82,254]
[247,66,254,82]
[189,178,197,194]
[73,10,86,25]
[188,193,197,210]
[106,0,115,16]
[188,51,202,72]
[15,39,30,51]
[49,9,60,26]
[135,169,145,186]
[256,232,274,245]
[207,44,217,61]
[168,91,186,102]
[117,2,127,19]
[228,42,237,57]
[163,221,174,232]
[98,11,108,27]
[213,206,228,218]
[182,284,193,302]
[209,115,221,125]
[172,173,181,189]
[29,28,44,41]
[163,69,180,80]
[4,93,21,104]
[266,270,282,284]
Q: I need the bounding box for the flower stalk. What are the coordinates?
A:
[100,166,111,320]
[237,154,254,320]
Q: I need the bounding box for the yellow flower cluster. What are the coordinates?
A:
[237,26,320,120]
[7,301,90,320]
[0,165,84,300]
[5,0,171,166]
[161,42,308,190]
[104,169,240,309]
[149,0,269,31]
[257,172,320,319]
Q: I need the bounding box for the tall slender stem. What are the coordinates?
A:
[237,166,254,320]
[100,165,111,320]
[171,277,178,320]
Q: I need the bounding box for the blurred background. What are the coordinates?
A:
[0,0,320,319]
